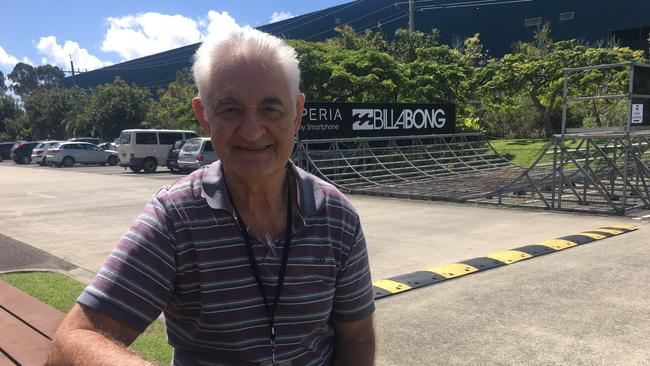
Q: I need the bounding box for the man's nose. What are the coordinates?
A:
[237,110,265,142]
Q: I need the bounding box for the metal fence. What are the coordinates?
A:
[293,132,650,216]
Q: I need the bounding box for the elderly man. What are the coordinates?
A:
[47,28,375,366]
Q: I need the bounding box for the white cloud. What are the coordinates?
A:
[0,46,32,74]
[101,12,203,61]
[37,36,111,72]
[269,11,294,23]
[204,10,241,38]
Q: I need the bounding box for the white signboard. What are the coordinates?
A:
[632,103,644,124]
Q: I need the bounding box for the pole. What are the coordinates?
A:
[409,0,416,31]
[69,55,75,77]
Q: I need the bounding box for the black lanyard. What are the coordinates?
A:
[227,177,292,366]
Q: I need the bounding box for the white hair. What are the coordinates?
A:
[192,27,301,102]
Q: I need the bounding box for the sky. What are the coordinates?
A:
[0,0,352,78]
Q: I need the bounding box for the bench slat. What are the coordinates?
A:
[0,307,51,365]
[0,279,64,338]
[0,350,17,366]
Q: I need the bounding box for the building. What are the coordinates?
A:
[65,0,650,90]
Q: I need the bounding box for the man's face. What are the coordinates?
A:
[193,58,304,182]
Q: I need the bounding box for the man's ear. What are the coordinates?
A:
[192,97,211,136]
[293,93,305,135]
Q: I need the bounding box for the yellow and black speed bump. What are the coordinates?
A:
[373,225,638,300]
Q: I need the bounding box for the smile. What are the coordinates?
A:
[236,144,272,151]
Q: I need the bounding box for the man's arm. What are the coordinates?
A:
[46,303,156,366]
[332,315,376,366]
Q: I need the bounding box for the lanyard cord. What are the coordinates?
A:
[226,175,292,365]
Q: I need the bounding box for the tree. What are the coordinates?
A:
[35,65,65,88]
[74,78,152,140]
[0,95,22,140]
[146,69,200,132]
[461,33,485,67]
[23,86,88,140]
[402,45,470,106]
[388,28,440,63]
[7,63,65,97]
[327,48,404,102]
[0,71,7,95]
[8,62,38,97]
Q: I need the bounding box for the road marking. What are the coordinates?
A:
[425,263,479,279]
[372,225,638,300]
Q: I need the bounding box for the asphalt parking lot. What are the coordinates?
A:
[1,161,649,365]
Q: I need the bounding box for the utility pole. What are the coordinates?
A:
[409,0,416,31]
[69,55,75,76]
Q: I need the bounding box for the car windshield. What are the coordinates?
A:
[117,131,131,144]
[181,139,201,152]
[181,139,202,152]
[35,143,44,149]
[50,142,61,148]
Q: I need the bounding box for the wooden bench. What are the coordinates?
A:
[0,279,65,365]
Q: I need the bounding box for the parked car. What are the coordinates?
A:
[68,137,104,146]
[10,141,39,164]
[31,141,62,166]
[97,142,118,151]
[46,142,119,167]
[166,139,187,173]
[0,142,13,160]
[178,137,218,171]
[116,129,199,173]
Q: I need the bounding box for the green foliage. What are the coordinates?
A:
[9,62,38,97]
[8,26,650,141]
[35,64,65,88]
[476,24,646,137]
[0,71,7,95]
[329,48,404,102]
[23,86,88,140]
[146,69,200,132]
[72,78,152,140]
[7,63,65,97]
[402,45,469,106]
[0,95,22,139]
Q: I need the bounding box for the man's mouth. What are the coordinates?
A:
[236,144,272,152]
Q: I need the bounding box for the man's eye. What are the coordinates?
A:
[265,107,283,117]
[217,107,241,116]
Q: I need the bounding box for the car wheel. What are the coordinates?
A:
[20,155,30,164]
[142,158,157,173]
[62,156,75,167]
[129,165,142,173]
[107,155,118,166]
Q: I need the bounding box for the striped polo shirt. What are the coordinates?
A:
[78,160,375,366]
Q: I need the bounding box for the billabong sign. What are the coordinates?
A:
[299,102,455,140]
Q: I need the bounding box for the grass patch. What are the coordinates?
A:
[489,138,583,167]
[489,138,550,167]
[0,272,172,365]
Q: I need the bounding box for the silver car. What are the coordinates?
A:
[178,137,218,171]
[46,142,119,167]
[31,141,62,166]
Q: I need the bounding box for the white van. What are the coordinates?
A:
[117,129,200,173]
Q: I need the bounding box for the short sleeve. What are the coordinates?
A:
[331,220,375,322]
[77,194,177,332]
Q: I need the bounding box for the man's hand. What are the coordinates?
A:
[46,303,156,366]
[332,315,375,366]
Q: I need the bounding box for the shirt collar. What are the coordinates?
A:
[200,160,323,217]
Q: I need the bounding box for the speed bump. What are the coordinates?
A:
[372,225,638,299]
